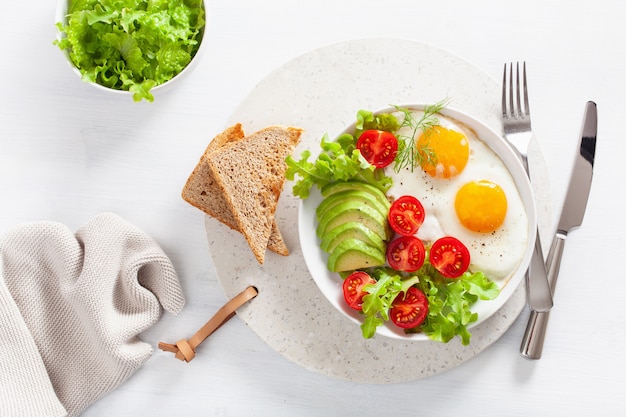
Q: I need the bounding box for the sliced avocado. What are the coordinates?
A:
[316,190,390,221]
[321,181,390,208]
[320,221,387,253]
[327,238,386,272]
[316,202,390,240]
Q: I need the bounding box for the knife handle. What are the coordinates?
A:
[520,233,566,359]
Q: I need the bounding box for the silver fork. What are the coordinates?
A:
[502,62,553,313]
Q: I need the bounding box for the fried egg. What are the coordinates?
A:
[385,110,528,285]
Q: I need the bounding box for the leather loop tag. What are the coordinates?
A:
[158,286,258,362]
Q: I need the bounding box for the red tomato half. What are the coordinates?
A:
[429,236,471,278]
[342,271,376,311]
[388,195,425,236]
[356,130,398,168]
[390,286,428,329]
[386,235,425,273]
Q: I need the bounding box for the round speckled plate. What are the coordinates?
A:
[206,38,551,383]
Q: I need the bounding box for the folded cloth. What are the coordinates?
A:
[0,213,185,417]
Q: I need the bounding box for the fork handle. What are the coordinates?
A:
[521,232,566,359]
[526,228,554,312]
[516,144,554,312]
[519,152,530,173]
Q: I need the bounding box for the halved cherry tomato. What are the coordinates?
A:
[386,235,425,272]
[356,130,398,168]
[388,195,425,236]
[342,271,376,311]
[429,236,471,278]
[390,286,428,329]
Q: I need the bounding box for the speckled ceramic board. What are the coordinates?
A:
[206,38,551,383]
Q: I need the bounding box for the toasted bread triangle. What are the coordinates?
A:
[182,124,289,255]
[205,126,302,264]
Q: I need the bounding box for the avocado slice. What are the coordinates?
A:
[320,221,387,253]
[327,238,386,272]
[316,190,390,221]
[321,180,390,208]
[316,202,390,240]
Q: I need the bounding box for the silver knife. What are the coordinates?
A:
[520,101,597,359]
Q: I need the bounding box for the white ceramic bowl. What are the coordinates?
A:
[54,0,206,100]
[298,104,537,341]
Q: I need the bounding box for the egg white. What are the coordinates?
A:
[385,111,528,286]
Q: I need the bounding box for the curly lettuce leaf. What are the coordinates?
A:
[354,109,401,139]
[417,268,500,346]
[54,0,205,102]
[285,133,392,199]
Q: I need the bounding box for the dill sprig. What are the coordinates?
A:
[393,98,450,173]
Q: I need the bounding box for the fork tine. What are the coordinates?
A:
[515,62,522,118]
[502,63,508,118]
[522,62,530,117]
[508,63,515,118]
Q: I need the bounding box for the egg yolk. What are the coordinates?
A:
[455,180,508,233]
[417,126,469,179]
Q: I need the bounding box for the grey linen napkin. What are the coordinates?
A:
[0,213,185,417]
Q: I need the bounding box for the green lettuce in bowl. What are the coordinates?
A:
[54,0,206,102]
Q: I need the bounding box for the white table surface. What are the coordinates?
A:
[1,0,624,415]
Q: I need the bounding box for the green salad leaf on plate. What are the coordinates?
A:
[54,0,206,102]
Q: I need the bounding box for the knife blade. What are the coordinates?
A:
[520,101,597,359]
